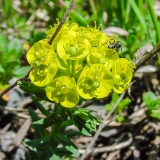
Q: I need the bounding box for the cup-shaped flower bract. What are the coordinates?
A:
[77,64,114,99]
[87,45,119,69]
[45,76,79,108]
[26,40,58,87]
[112,58,135,93]
[57,35,92,60]
[46,23,79,50]
[78,26,109,47]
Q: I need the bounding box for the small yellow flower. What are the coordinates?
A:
[57,35,92,60]
[78,26,108,47]
[45,76,79,108]
[46,23,79,50]
[77,64,114,99]
[87,45,119,69]
[26,40,58,87]
[112,58,135,93]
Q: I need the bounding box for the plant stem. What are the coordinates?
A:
[119,0,125,28]
[129,0,148,36]
[146,0,160,43]
[89,0,97,20]
[48,104,66,138]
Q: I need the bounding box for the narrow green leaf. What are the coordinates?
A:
[129,0,148,35]
[33,100,50,116]
[0,34,8,66]
[66,130,82,138]
[24,137,50,151]
[18,81,49,100]
[0,64,5,73]
[0,34,8,53]
[49,154,61,160]
[32,115,60,130]
[61,120,73,128]
[146,0,160,43]
[25,150,39,160]
[55,133,80,157]
[65,145,80,157]
[28,107,49,138]
[73,117,91,136]
[28,107,40,121]
[85,122,96,132]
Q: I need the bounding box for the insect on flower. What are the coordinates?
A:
[108,40,122,51]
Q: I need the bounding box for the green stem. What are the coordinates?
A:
[48,104,66,138]
[129,0,148,35]
[146,0,160,43]
[66,60,70,76]
[71,60,76,77]
[67,60,72,76]
[68,60,76,77]
[89,0,97,20]
[32,100,50,116]
[119,0,125,28]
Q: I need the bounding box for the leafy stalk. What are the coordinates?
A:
[129,0,148,35]
[89,0,97,20]
[146,0,160,43]
[49,104,66,138]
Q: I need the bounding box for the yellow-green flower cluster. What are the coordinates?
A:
[26,22,135,108]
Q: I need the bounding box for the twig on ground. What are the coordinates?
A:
[5,98,33,110]
[92,133,132,155]
[12,118,31,147]
[79,133,132,156]
[0,123,12,135]
[0,105,30,119]
[7,118,31,152]
[106,150,120,160]
[135,42,160,69]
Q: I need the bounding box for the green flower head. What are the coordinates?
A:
[26,40,58,87]
[77,64,114,99]
[45,76,79,108]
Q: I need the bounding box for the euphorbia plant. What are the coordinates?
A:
[1,0,160,159]
[19,20,135,159]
